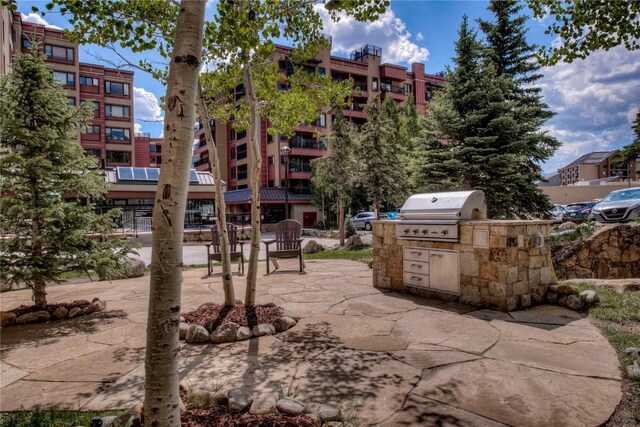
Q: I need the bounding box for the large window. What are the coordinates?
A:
[67,98,76,106]
[105,81,130,96]
[106,151,130,164]
[237,164,248,180]
[45,44,74,61]
[92,101,100,116]
[53,71,74,87]
[314,113,326,127]
[106,127,131,141]
[84,125,100,134]
[105,104,130,118]
[80,76,99,86]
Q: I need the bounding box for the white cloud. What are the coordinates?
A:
[415,32,424,41]
[134,123,143,134]
[134,87,163,122]
[540,46,640,172]
[315,4,429,65]
[20,13,62,30]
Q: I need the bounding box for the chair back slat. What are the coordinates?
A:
[275,219,301,251]
[211,223,240,254]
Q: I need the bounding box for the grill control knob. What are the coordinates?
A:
[412,229,419,234]
[422,229,429,235]
[403,229,410,234]
[441,230,449,236]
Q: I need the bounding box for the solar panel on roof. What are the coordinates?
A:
[133,168,147,180]
[117,167,134,180]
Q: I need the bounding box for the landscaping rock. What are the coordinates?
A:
[249,393,277,415]
[52,306,68,320]
[90,417,103,427]
[83,300,106,315]
[252,323,275,337]
[210,322,238,344]
[16,310,50,324]
[545,291,558,304]
[318,401,341,421]
[628,361,640,379]
[1,311,16,327]
[344,235,363,248]
[127,256,146,278]
[262,302,277,308]
[272,316,297,333]
[179,322,189,340]
[113,403,143,427]
[558,222,577,230]
[624,347,639,356]
[282,311,301,321]
[557,295,567,306]
[185,325,210,344]
[227,388,253,412]
[303,240,323,254]
[68,307,82,318]
[565,295,582,311]
[276,397,306,415]
[549,284,578,295]
[579,290,599,304]
[236,326,253,341]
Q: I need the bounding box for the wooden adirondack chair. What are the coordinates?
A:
[262,219,305,274]
[204,223,245,276]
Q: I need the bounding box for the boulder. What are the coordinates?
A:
[624,347,639,356]
[185,325,210,344]
[557,295,567,306]
[558,221,577,230]
[16,310,50,324]
[565,295,582,311]
[227,388,253,412]
[83,300,106,315]
[276,397,306,415]
[545,291,558,304]
[1,311,17,327]
[68,307,82,318]
[318,402,341,422]
[126,256,146,278]
[628,360,640,379]
[236,326,253,341]
[52,306,69,320]
[252,324,275,337]
[210,322,238,344]
[549,284,578,295]
[249,393,277,415]
[344,235,363,248]
[272,317,297,333]
[179,322,189,340]
[579,290,599,304]
[303,240,324,254]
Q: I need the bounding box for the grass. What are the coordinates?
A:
[0,409,121,427]
[305,246,373,261]
[575,283,640,323]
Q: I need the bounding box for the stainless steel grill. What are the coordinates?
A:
[397,190,486,242]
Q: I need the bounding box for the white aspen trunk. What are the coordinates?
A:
[197,82,235,305]
[338,195,345,246]
[144,1,205,425]
[243,59,262,306]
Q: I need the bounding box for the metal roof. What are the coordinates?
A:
[560,151,619,169]
[224,188,311,204]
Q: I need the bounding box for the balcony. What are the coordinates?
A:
[288,136,326,151]
[353,80,367,92]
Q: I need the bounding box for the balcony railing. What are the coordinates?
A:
[289,136,326,150]
[353,81,367,91]
[381,84,407,94]
[194,158,209,167]
[290,164,312,173]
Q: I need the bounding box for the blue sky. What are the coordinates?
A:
[17,0,640,174]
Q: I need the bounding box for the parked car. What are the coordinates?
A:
[590,188,640,223]
[383,211,399,220]
[562,201,598,222]
[350,212,391,231]
[550,204,566,223]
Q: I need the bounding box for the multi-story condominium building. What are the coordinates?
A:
[194,43,445,227]
[9,12,137,169]
[557,150,639,186]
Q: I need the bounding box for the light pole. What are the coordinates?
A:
[280,145,291,220]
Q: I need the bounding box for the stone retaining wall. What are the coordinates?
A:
[554,223,640,279]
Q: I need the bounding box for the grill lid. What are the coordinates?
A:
[399,190,487,220]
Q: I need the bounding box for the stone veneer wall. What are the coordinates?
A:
[372,220,557,311]
[554,223,640,279]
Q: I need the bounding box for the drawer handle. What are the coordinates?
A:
[431,253,443,258]
[410,276,422,281]
[411,263,422,268]
[410,251,423,256]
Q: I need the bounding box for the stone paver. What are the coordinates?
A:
[0,260,623,426]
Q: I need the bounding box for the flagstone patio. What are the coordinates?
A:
[0,259,623,426]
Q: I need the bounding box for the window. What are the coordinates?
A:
[92,101,100,115]
[53,71,74,87]
[85,149,101,157]
[106,151,130,164]
[267,133,274,143]
[425,90,433,101]
[80,76,99,86]
[372,78,379,92]
[318,67,326,75]
[67,97,76,106]
[268,180,275,187]
[45,44,74,61]
[237,164,248,180]
[237,144,247,160]
[105,81,130,96]
[404,83,412,94]
[105,104,130,118]
[315,113,326,127]
[106,127,131,141]
[22,39,30,48]
[280,134,288,141]
[268,156,275,165]
[84,125,100,134]
[236,129,247,140]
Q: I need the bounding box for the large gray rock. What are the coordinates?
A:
[228,388,253,412]
[276,397,306,415]
[565,295,582,311]
[126,256,146,278]
[549,284,578,295]
[303,240,323,254]
[579,290,599,304]
[210,322,238,344]
[318,401,341,421]
[272,316,297,333]
[185,325,210,344]
[179,322,189,340]
[344,235,363,248]
[68,307,82,318]
[252,323,275,337]
[545,291,558,304]
[16,310,50,324]
[236,326,253,341]
[558,221,577,230]
[52,307,68,320]
[83,300,106,315]
[1,311,16,327]
[249,393,277,415]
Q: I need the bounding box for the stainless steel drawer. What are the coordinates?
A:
[403,272,430,289]
[404,260,430,275]
[404,247,429,262]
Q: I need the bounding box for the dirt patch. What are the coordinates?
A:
[603,379,640,426]
[9,300,91,317]
[180,407,320,427]
[182,304,284,332]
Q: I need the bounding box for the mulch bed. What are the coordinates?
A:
[181,408,320,427]
[9,300,91,317]
[182,303,284,332]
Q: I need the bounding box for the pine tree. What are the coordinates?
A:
[360,97,408,218]
[0,47,133,307]
[620,111,640,179]
[478,0,560,216]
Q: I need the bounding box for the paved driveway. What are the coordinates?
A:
[0,260,622,426]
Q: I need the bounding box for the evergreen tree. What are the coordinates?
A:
[619,111,640,179]
[0,47,133,307]
[478,0,560,217]
[310,104,359,245]
[360,97,407,218]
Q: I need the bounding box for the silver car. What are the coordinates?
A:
[590,188,640,223]
[350,212,390,231]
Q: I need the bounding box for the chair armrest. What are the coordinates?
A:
[204,243,212,248]
[262,239,276,246]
